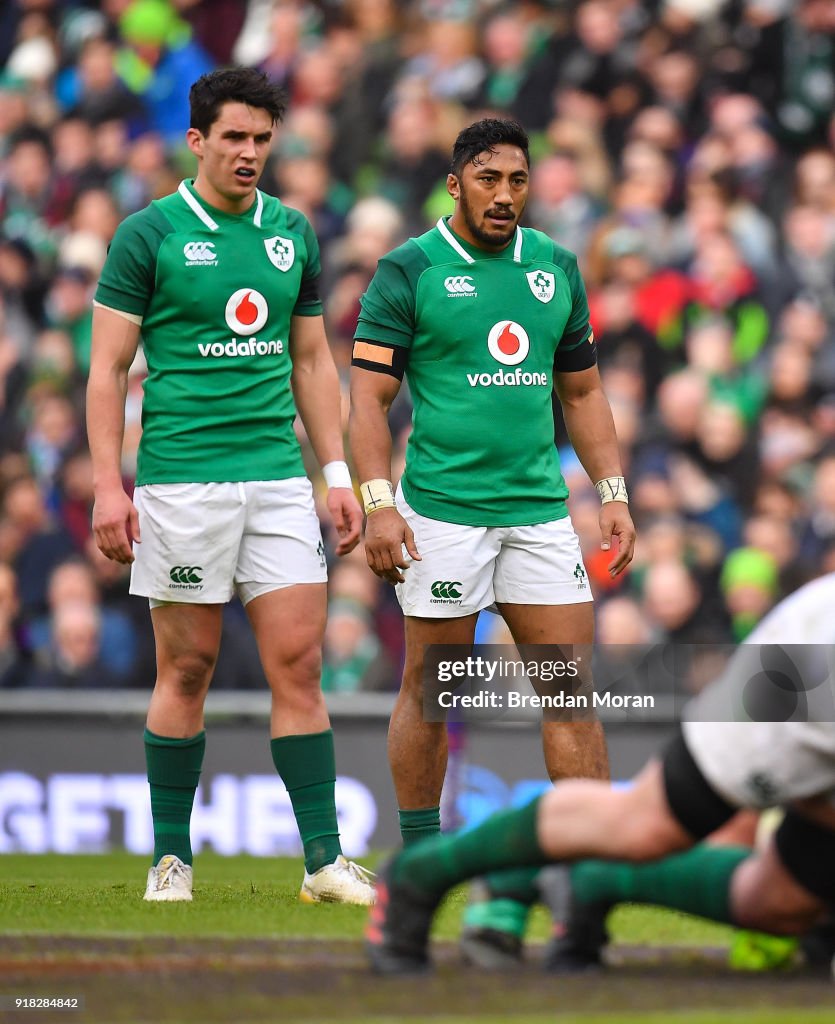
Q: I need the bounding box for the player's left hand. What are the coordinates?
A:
[599,502,636,577]
[327,486,363,556]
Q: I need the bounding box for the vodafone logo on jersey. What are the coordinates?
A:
[225,288,269,336]
[467,319,547,388]
[487,320,529,366]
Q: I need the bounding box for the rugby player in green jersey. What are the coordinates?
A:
[349,118,635,955]
[87,68,374,905]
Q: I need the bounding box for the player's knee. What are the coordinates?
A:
[735,897,821,936]
[287,644,322,685]
[269,645,323,701]
[732,853,825,935]
[166,648,216,696]
[399,662,425,702]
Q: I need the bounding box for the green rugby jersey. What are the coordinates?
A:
[95,179,323,485]
[355,217,594,527]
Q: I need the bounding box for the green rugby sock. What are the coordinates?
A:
[464,897,531,938]
[271,730,342,874]
[571,844,751,924]
[484,866,541,904]
[398,806,441,847]
[392,797,546,897]
[144,728,205,867]
[463,867,541,937]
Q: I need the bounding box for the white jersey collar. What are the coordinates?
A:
[513,225,523,262]
[178,180,266,231]
[178,180,219,231]
[436,217,523,263]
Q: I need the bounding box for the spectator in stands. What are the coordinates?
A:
[799,456,835,567]
[719,546,779,641]
[27,599,119,688]
[65,36,149,132]
[116,0,214,146]
[642,558,729,645]
[26,557,139,685]
[0,127,61,268]
[0,561,27,688]
[43,266,94,373]
[321,597,393,693]
[529,152,604,265]
[1,474,76,620]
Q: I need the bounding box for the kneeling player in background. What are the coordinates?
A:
[366,573,835,973]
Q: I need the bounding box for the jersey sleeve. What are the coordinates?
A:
[291,212,323,317]
[552,244,596,372]
[354,254,416,348]
[95,209,165,317]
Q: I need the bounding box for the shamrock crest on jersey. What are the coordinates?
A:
[264,235,295,271]
[526,270,555,303]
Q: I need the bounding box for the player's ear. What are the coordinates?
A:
[447,173,460,200]
[186,127,204,158]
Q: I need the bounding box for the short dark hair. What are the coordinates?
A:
[189,68,287,136]
[450,118,530,177]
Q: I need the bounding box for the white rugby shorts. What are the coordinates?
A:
[683,720,835,809]
[684,637,835,808]
[394,485,593,617]
[130,478,327,605]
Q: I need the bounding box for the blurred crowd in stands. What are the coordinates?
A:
[0,0,834,692]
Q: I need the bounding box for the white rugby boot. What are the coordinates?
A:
[299,855,376,905]
[143,854,194,902]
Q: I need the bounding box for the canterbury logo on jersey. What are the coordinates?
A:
[430,580,463,600]
[444,275,476,297]
[169,566,204,587]
[183,241,218,266]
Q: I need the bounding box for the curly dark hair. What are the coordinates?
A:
[189,68,288,136]
[450,118,530,177]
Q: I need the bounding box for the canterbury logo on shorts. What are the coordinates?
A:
[430,580,463,599]
[169,565,204,584]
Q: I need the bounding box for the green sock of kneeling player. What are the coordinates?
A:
[464,867,541,937]
[393,797,548,897]
[571,844,752,924]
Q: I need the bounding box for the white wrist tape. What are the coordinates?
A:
[322,460,353,489]
[595,476,629,504]
[360,478,396,515]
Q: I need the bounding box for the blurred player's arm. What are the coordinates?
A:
[349,350,419,584]
[289,312,361,556]
[554,363,636,576]
[87,304,142,564]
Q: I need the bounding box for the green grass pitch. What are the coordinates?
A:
[2,854,832,1024]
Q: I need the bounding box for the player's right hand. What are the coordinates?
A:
[92,485,141,564]
[363,507,420,584]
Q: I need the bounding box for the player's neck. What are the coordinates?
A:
[191,175,257,216]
